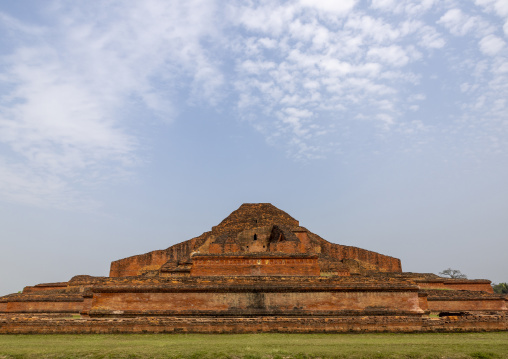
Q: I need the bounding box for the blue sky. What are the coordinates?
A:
[1,0,507,295]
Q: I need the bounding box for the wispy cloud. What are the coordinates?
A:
[230,1,444,160]
[0,0,507,207]
[438,1,508,156]
[0,0,223,208]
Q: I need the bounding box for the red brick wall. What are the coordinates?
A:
[190,256,320,276]
[109,234,403,277]
[1,315,506,334]
[417,281,493,293]
[23,283,68,293]
[1,301,83,313]
[443,282,493,293]
[109,236,205,277]
[80,297,93,317]
[275,242,298,253]
[418,295,429,311]
[88,290,424,317]
[209,243,222,254]
[417,282,446,290]
[109,249,169,277]
[315,240,402,273]
[428,299,507,312]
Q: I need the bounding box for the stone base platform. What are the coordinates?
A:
[1,314,506,334]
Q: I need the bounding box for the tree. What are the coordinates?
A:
[439,268,467,279]
[492,282,508,294]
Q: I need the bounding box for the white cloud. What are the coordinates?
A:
[371,0,437,16]
[438,9,477,36]
[0,158,100,210]
[0,0,223,208]
[475,0,508,17]
[231,3,297,35]
[345,15,401,43]
[479,34,506,55]
[417,25,446,49]
[438,8,496,38]
[258,37,277,49]
[367,45,410,67]
[230,1,452,159]
[239,60,277,75]
[0,11,45,36]
[444,0,508,156]
[371,0,397,11]
[0,47,136,173]
[299,0,357,15]
[376,113,395,127]
[285,107,313,118]
[2,0,508,206]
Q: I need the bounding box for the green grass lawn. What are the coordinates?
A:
[0,332,507,359]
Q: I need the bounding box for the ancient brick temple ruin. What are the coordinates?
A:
[1,203,506,333]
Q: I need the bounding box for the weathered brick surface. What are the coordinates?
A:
[425,289,507,313]
[88,290,424,317]
[1,315,506,334]
[370,273,494,293]
[190,254,320,276]
[80,275,424,318]
[440,281,494,292]
[0,301,83,314]
[418,293,429,311]
[22,282,68,293]
[1,203,505,334]
[428,299,506,312]
[0,289,84,314]
[109,204,401,277]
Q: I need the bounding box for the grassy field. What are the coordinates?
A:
[0,332,507,359]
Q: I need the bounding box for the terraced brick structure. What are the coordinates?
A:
[1,203,506,333]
